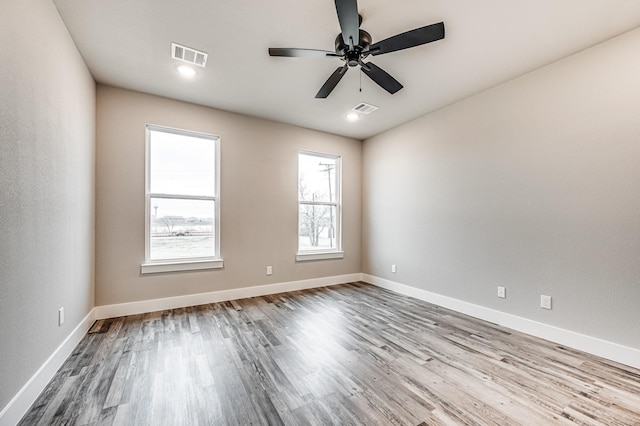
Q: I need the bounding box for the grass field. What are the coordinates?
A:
[150,235,214,260]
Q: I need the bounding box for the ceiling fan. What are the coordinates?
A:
[268,0,445,98]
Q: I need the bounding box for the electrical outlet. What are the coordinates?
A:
[266,266,272,276]
[497,286,506,298]
[391,264,397,273]
[58,307,65,326]
[540,295,552,310]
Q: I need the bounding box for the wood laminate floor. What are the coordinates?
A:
[20,282,640,425]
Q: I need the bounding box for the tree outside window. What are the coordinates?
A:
[298,151,341,253]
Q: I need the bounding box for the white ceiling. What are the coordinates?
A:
[53,0,640,140]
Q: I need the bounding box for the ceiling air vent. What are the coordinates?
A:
[352,102,378,114]
[171,43,208,68]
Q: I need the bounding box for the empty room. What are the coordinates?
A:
[2,0,640,425]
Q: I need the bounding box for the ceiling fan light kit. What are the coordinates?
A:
[268,0,445,98]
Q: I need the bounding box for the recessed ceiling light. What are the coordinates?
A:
[177,65,196,77]
[346,112,360,122]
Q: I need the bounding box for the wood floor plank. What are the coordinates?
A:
[18,282,640,425]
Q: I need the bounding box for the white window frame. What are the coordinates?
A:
[296,150,344,262]
[141,124,222,274]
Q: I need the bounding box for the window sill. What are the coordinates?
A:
[141,258,224,274]
[296,251,344,262]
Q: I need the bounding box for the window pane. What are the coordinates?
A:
[298,153,336,203]
[150,197,215,260]
[298,204,337,251]
[149,129,216,197]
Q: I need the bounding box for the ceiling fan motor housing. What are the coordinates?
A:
[335,30,372,66]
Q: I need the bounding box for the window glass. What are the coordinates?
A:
[149,197,215,260]
[298,153,336,203]
[149,130,216,197]
[298,151,341,253]
[145,125,220,266]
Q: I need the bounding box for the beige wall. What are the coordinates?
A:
[363,28,640,349]
[95,86,361,305]
[0,0,95,411]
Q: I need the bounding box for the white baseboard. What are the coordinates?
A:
[362,274,640,370]
[0,309,97,426]
[5,273,636,426]
[95,273,363,319]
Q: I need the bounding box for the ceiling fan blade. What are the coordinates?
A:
[361,62,403,94]
[315,65,349,98]
[369,22,445,56]
[334,0,360,49]
[268,48,338,58]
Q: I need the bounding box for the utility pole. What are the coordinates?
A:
[319,162,335,247]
